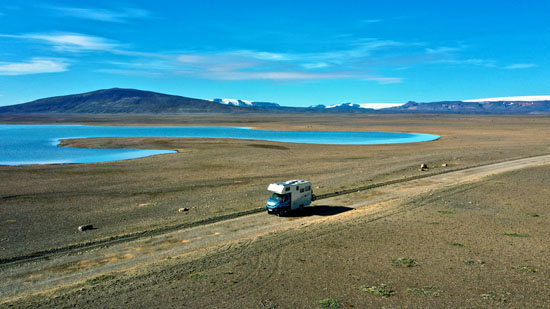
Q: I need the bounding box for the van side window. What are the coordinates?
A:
[296,186,299,191]
[285,187,290,192]
[306,186,310,191]
[300,188,304,193]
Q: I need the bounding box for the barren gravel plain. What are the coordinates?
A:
[1,113,550,307]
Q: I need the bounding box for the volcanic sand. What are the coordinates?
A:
[3,160,550,307]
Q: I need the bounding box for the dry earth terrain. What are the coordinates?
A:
[1,114,550,307]
[2,160,549,308]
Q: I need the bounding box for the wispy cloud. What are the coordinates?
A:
[504,63,536,69]
[0,29,498,84]
[363,76,403,84]
[425,46,462,54]
[437,58,497,68]
[180,70,356,81]
[0,58,68,75]
[0,32,119,52]
[359,19,383,24]
[48,6,151,23]
[165,41,407,82]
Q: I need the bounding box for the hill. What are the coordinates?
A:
[0,88,252,114]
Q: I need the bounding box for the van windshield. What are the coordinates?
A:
[270,193,288,202]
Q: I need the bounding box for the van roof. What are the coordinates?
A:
[275,180,310,186]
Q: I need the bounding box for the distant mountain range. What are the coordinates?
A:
[386,98,550,114]
[1,88,549,114]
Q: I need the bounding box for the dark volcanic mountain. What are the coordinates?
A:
[0,88,252,114]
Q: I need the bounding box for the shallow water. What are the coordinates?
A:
[0,125,439,165]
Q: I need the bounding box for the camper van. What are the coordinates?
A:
[265,180,316,216]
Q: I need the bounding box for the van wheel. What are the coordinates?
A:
[311,194,317,201]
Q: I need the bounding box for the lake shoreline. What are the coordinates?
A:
[0,124,439,165]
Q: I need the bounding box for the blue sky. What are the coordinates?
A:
[0,1,548,107]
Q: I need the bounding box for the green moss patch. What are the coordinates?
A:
[361,284,395,297]
[86,274,116,285]
[317,298,341,308]
[189,273,207,280]
[513,265,538,273]
[502,232,529,238]
[392,257,418,267]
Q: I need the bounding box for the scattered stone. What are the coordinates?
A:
[78,224,94,232]
[259,298,279,308]
[449,242,465,247]
[419,163,429,171]
[481,291,511,303]
[178,208,190,212]
[408,285,440,297]
[442,163,448,167]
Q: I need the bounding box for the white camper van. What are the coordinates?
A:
[265,180,316,216]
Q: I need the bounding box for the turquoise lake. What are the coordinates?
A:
[0,125,439,165]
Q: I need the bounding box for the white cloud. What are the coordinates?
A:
[231,50,293,61]
[97,39,411,83]
[504,63,536,69]
[302,62,330,69]
[438,58,497,68]
[0,58,68,75]
[0,33,119,52]
[363,76,403,84]
[190,70,356,81]
[50,6,150,23]
[26,33,118,51]
[170,48,404,83]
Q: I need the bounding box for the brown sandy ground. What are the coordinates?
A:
[1,114,550,261]
[4,163,549,308]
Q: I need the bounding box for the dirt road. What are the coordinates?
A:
[2,154,550,303]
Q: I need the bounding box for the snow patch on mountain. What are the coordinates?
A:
[325,102,404,110]
[209,98,280,108]
[209,98,253,106]
[463,96,550,102]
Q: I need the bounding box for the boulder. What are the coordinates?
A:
[78,224,93,231]
[178,207,190,213]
